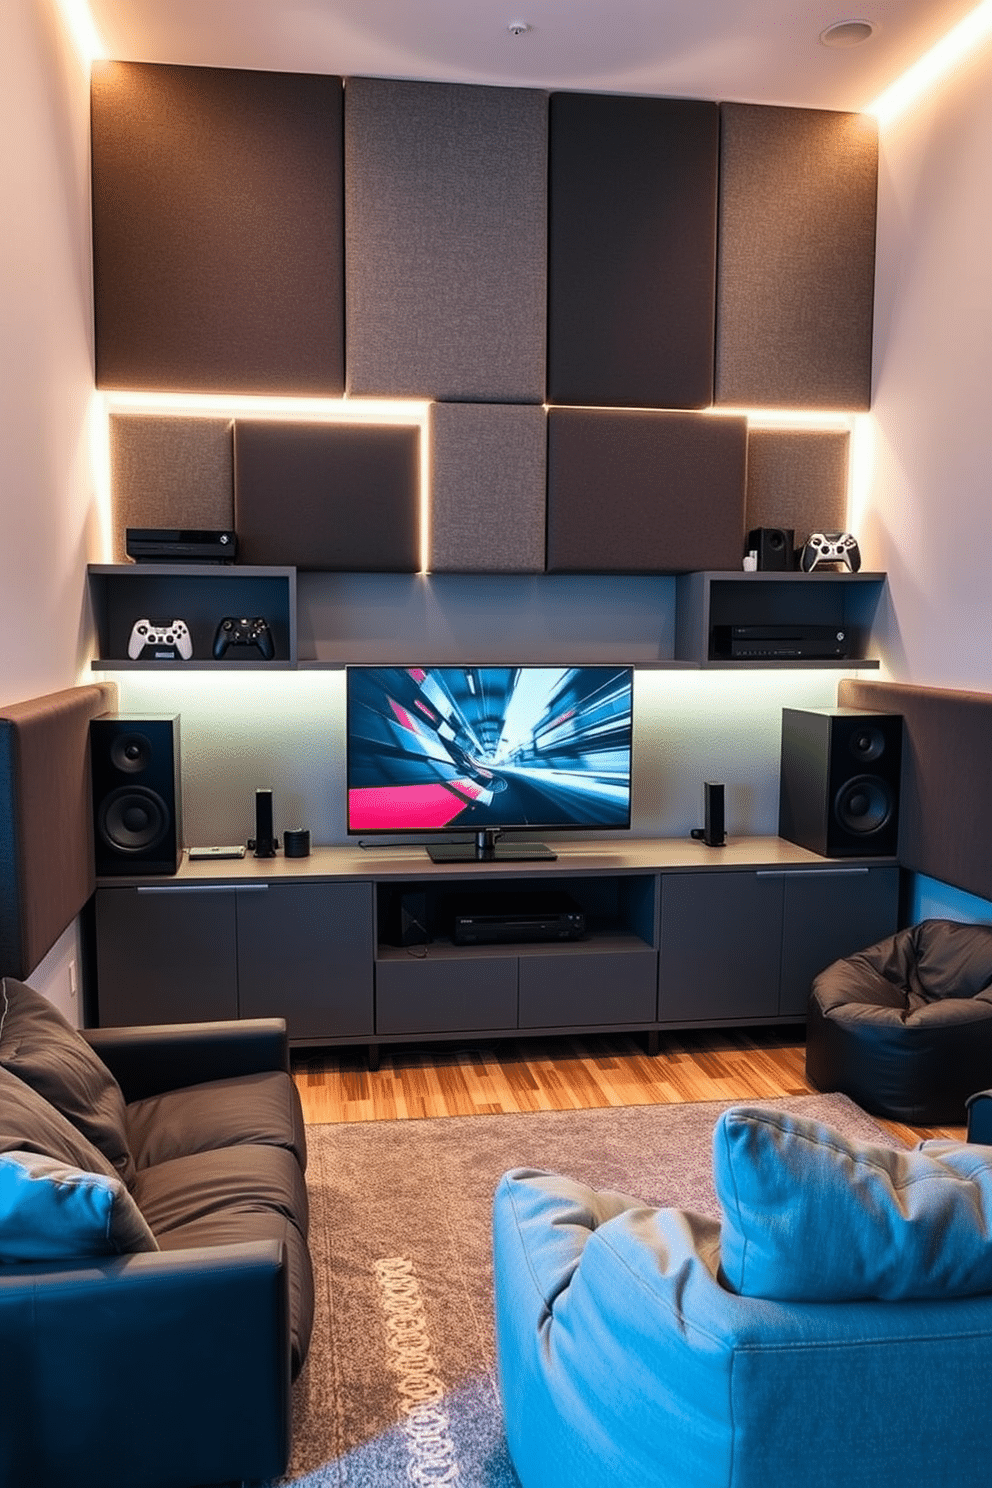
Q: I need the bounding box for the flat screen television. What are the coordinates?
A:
[346,665,634,861]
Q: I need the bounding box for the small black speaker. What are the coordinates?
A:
[747,527,795,570]
[779,707,902,858]
[91,716,181,875]
[399,890,429,947]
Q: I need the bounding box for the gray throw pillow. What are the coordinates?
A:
[0,977,135,1186]
[0,1148,158,1261]
[0,1063,119,1177]
[714,1105,992,1302]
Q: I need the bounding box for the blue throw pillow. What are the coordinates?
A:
[0,1149,158,1261]
[714,1106,992,1301]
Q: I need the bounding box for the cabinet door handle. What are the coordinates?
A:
[756,868,870,879]
[136,884,269,894]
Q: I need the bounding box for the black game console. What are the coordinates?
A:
[712,624,852,661]
[126,528,237,563]
[450,891,586,946]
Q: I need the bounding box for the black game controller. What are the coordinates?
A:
[212,616,276,660]
[800,532,862,573]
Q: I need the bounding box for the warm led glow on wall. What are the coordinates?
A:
[868,0,992,127]
[53,0,106,65]
[704,407,855,433]
[846,413,876,538]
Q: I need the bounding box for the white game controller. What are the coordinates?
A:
[800,532,862,573]
[127,618,193,660]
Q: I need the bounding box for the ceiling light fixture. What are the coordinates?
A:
[820,20,877,48]
[507,21,531,36]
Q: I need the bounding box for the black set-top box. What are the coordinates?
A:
[712,623,852,661]
[126,528,238,563]
[450,891,586,946]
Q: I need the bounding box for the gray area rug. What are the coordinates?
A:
[276,1093,897,1487]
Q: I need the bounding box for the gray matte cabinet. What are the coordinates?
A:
[237,882,374,1039]
[376,955,517,1036]
[95,881,374,1040]
[658,866,899,1024]
[95,885,239,1027]
[518,946,657,1028]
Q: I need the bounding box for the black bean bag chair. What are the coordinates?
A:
[806,919,992,1125]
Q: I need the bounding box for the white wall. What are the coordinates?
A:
[0,0,98,706]
[867,36,992,690]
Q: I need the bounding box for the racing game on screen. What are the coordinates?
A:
[347,665,633,834]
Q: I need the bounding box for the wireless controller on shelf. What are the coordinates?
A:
[213,616,275,660]
[127,618,193,661]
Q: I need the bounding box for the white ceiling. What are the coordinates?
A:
[86,0,979,113]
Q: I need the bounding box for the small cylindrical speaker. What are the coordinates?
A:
[91,716,181,876]
[283,827,311,858]
[779,707,902,858]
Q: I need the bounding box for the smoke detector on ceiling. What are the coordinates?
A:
[820,19,877,47]
[507,21,530,36]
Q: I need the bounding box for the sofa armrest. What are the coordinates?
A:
[0,1240,291,1488]
[83,1017,289,1100]
[966,1089,992,1144]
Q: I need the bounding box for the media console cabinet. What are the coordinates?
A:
[92,837,899,1064]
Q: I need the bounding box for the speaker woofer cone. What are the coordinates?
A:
[99,786,169,853]
[834,775,893,836]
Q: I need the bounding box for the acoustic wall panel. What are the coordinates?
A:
[91,62,344,395]
[745,428,850,551]
[428,404,546,572]
[345,77,547,403]
[234,420,420,571]
[546,409,747,573]
[548,93,719,410]
[838,679,992,904]
[109,416,234,563]
[716,104,878,410]
[0,684,117,980]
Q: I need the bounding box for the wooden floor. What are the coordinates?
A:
[291,1026,965,1148]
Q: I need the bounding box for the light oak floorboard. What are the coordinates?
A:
[291,1028,965,1147]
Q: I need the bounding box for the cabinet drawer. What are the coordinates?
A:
[518,947,657,1028]
[375,956,517,1035]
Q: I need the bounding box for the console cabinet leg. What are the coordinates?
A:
[644,1029,661,1057]
[368,1041,381,1073]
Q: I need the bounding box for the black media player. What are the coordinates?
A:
[450,891,586,946]
[711,624,853,661]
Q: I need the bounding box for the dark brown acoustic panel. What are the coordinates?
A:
[548,93,719,410]
[91,62,344,395]
[745,427,850,551]
[546,409,747,573]
[234,420,420,571]
[0,683,118,979]
[716,104,878,410]
[838,679,992,903]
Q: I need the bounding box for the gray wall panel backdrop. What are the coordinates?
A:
[344,77,548,403]
[716,104,878,410]
[428,404,547,572]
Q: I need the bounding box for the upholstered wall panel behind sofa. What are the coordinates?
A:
[716,104,878,410]
[838,679,992,904]
[234,420,420,570]
[546,409,747,573]
[109,416,234,563]
[0,684,118,980]
[428,404,546,572]
[744,428,850,550]
[344,77,547,402]
[91,62,345,396]
[547,92,718,410]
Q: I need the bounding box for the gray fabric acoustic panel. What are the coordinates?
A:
[548,92,718,409]
[234,420,420,571]
[0,684,117,980]
[91,62,344,395]
[716,105,878,410]
[838,679,992,903]
[109,416,234,564]
[344,77,547,403]
[428,404,546,573]
[745,428,850,551]
[546,409,747,573]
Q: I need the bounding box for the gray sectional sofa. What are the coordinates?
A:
[0,976,312,1488]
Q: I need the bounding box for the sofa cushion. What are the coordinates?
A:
[133,1142,312,1374]
[0,1064,119,1178]
[0,1148,158,1261]
[0,977,135,1186]
[714,1106,992,1302]
[126,1070,307,1173]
